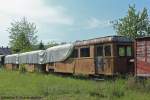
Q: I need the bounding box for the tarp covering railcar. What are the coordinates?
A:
[5,54,19,64]
[45,44,74,63]
[19,50,45,64]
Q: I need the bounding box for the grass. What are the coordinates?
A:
[0,69,149,100]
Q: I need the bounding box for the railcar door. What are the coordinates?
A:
[95,45,104,74]
[117,45,133,74]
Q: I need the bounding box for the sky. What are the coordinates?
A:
[0,0,150,46]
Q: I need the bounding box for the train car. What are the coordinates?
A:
[46,36,134,76]
[0,55,5,66]
[19,50,46,72]
[45,44,74,73]
[4,54,19,70]
[135,37,150,77]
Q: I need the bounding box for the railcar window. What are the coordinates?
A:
[127,46,132,56]
[71,49,78,58]
[80,47,90,57]
[96,46,103,56]
[104,45,111,56]
[119,46,125,56]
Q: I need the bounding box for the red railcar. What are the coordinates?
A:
[135,37,150,77]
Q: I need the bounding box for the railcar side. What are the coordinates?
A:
[3,35,135,76]
[135,37,150,77]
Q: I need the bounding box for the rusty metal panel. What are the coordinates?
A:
[136,38,150,77]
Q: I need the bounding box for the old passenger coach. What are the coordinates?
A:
[46,36,134,75]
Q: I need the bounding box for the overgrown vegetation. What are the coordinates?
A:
[0,69,149,100]
[19,64,27,73]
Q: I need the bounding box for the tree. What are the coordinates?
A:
[38,40,45,50]
[112,5,150,39]
[47,41,59,48]
[8,17,38,53]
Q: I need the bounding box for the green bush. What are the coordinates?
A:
[108,80,125,98]
[126,76,150,93]
[19,64,27,73]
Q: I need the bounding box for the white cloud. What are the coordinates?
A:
[0,0,74,46]
[86,17,112,29]
[0,0,73,25]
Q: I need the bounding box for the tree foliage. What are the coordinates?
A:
[8,17,38,53]
[113,5,150,39]
[38,41,45,50]
[47,41,59,48]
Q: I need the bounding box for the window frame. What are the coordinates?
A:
[104,44,112,57]
[95,45,104,57]
[70,49,79,58]
[80,47,90,58]
[117,45,133,57]
[126,46,132,57]
[118,46,126,57]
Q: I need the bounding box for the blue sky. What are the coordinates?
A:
[0,0,150,46]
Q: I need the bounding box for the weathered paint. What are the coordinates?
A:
[52,36,134,76]
[135,37,150,77]
[5,64,19,70]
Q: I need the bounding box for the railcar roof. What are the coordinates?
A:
[5,54,18,57]
[75,35,133,46]
[45,43,74,63]
[0,55,4,57]
[136,36,150,40]
[19,50,43,56]
[46,44,73,51]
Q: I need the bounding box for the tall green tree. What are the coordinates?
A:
[8,17,38,53]
[113,5,150,39]
[47,41,59,48]
[38,40,45,50]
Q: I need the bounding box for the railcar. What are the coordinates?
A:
[0,55,5,66]
[46,36,134,76]
[4,54,19,70]
[135,37,150,77]
[45,44,74,73]
[18,50,46,72]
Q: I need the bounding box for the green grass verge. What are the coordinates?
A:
[0,69,149,100]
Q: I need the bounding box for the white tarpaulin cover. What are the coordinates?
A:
[5,54,19,64]
[19,50,45,64]
[45,44,74,63]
